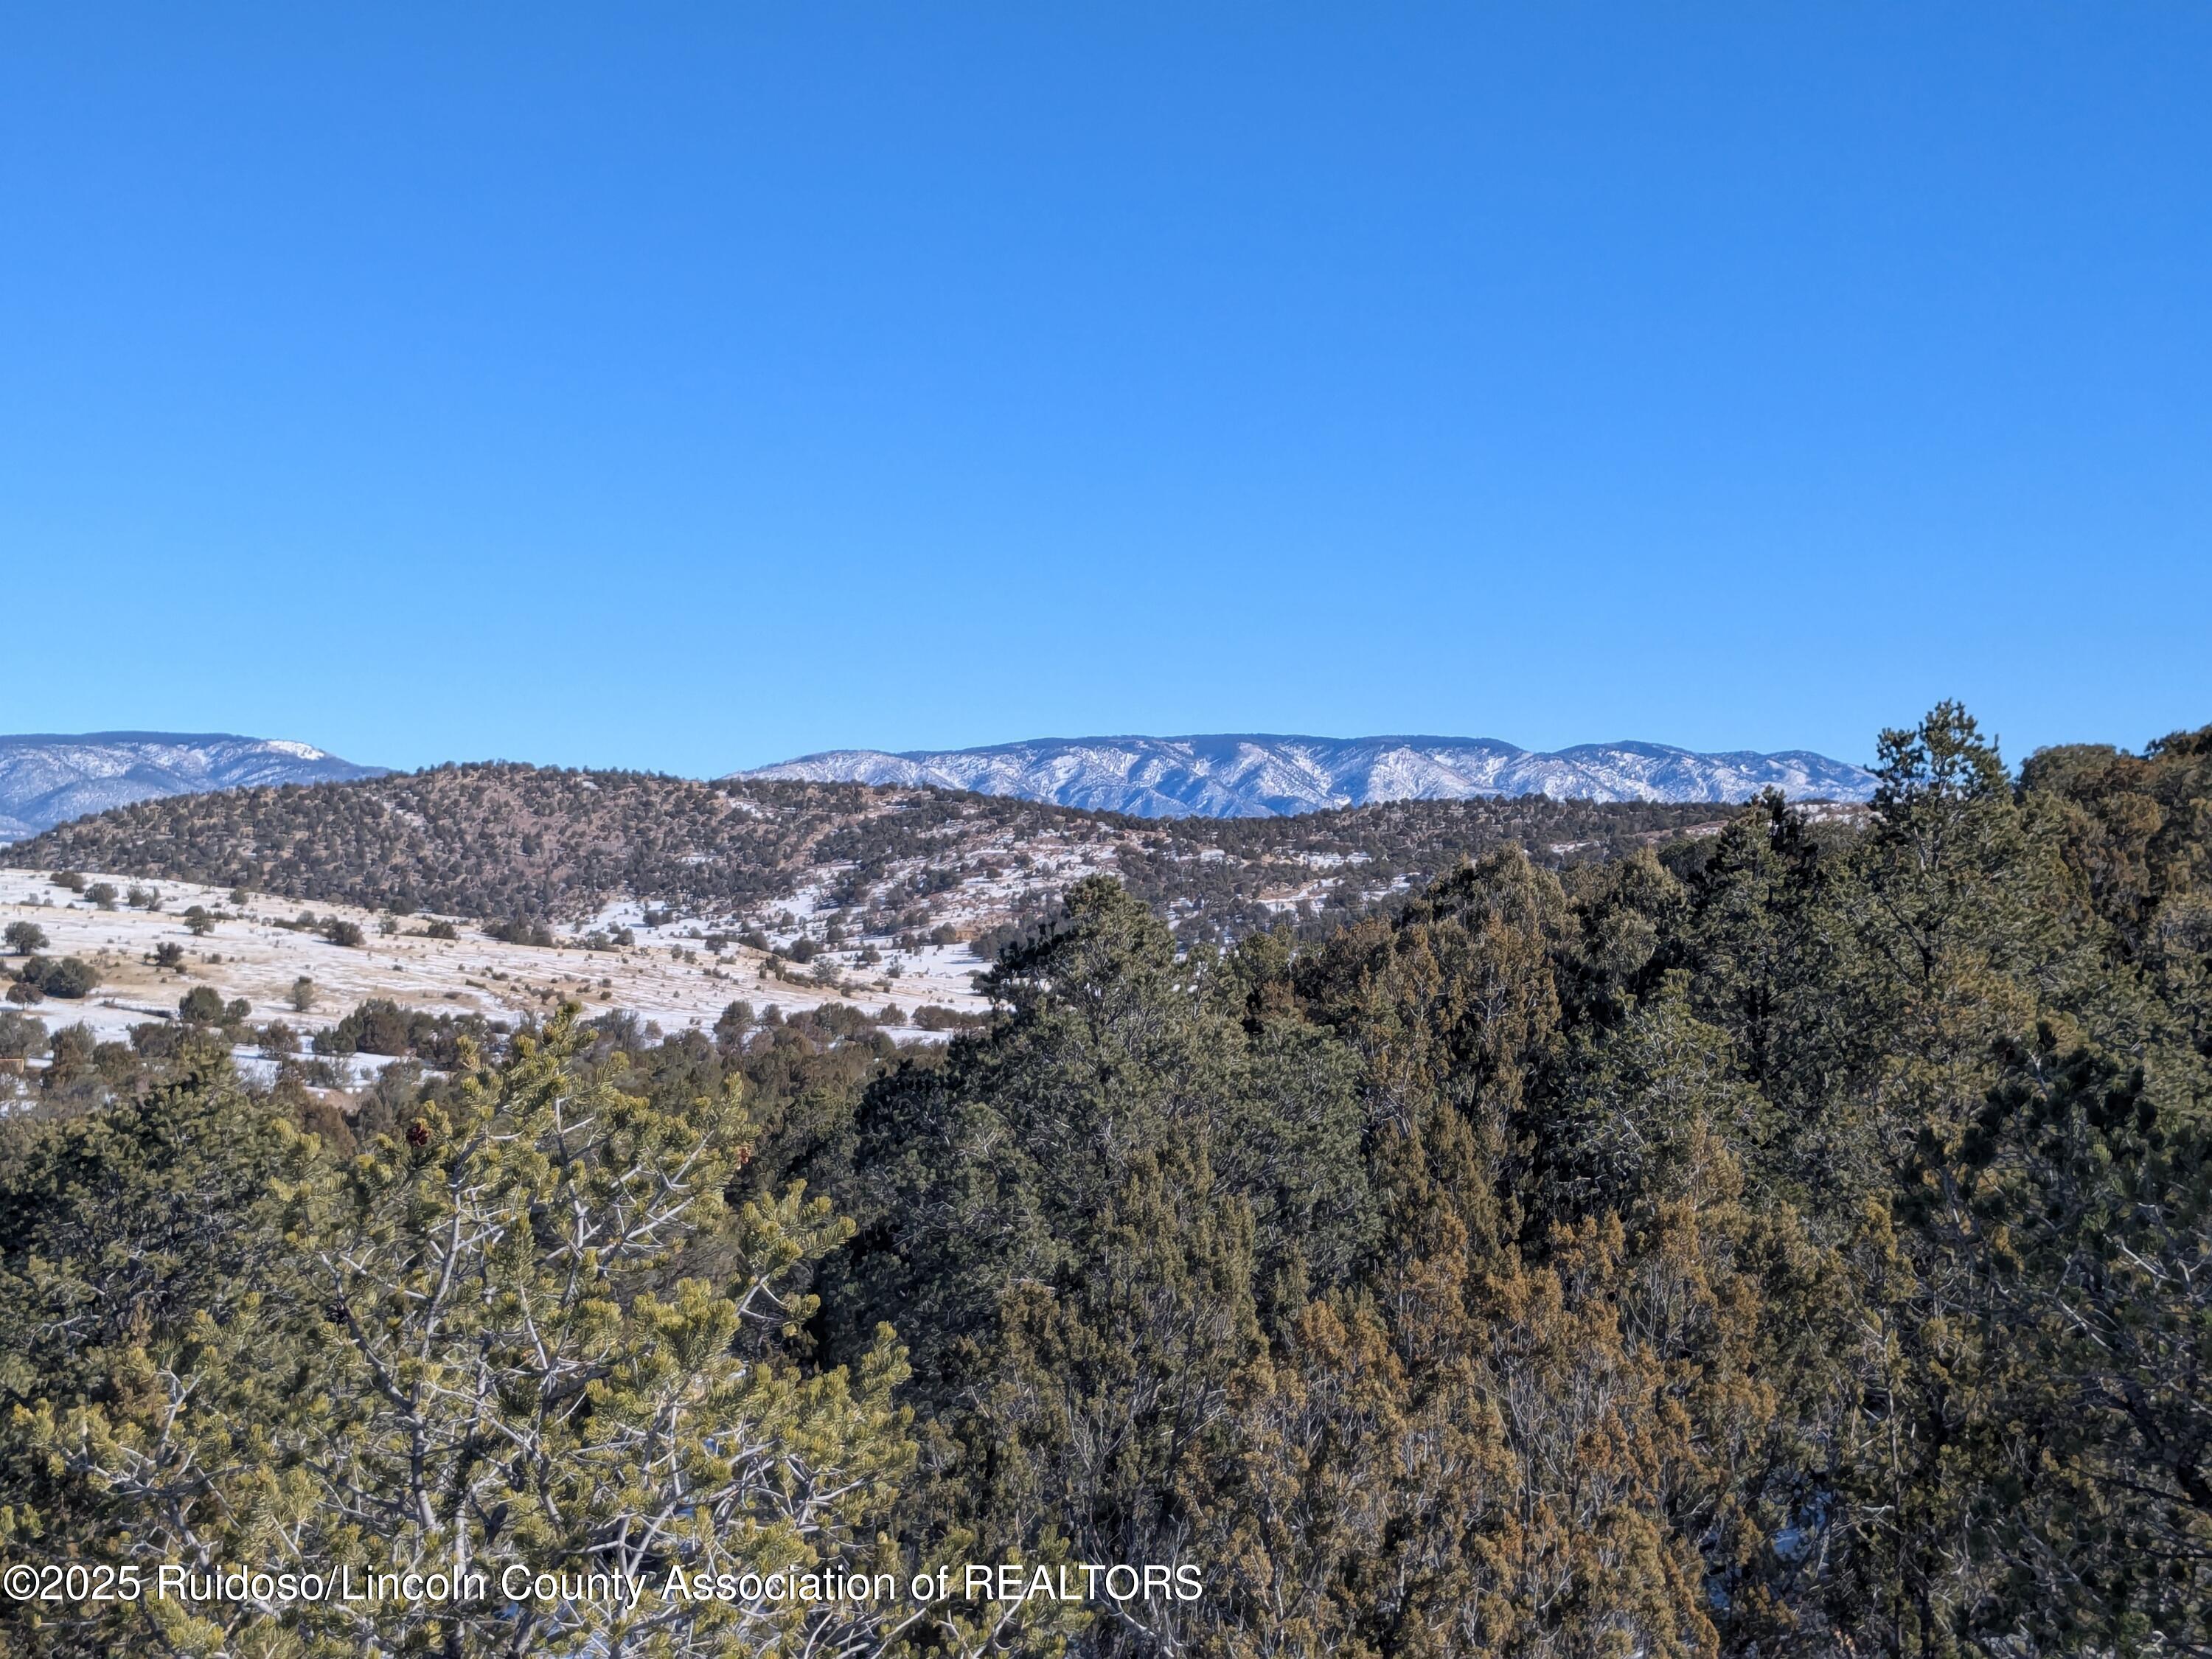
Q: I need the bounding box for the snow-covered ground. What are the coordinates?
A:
[0,866,992,1057]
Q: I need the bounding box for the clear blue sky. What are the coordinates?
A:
[6,5,2208,776]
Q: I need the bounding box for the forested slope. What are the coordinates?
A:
[2,763,1724,941]
[3,706,2207,1656]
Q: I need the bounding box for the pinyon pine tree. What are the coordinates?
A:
[1,1012,918,1658]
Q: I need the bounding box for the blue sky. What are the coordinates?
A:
[5,4,2208,776]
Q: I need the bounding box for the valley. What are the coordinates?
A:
[1,764,1762,1083]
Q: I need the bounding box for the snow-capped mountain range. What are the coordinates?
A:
[0,729,1873,843]
[0,733,386,842]
[738,734,1877,818]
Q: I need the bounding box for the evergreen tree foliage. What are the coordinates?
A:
[0,1015,917,1658]
[2,707,2208,1657]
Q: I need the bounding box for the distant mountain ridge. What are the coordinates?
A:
[0,731,386,842]
[740,734,1877,817]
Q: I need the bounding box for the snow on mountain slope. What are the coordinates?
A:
[0,732,387,842]
[737,734,1876,817]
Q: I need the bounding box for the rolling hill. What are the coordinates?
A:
[1,762,1747,945]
